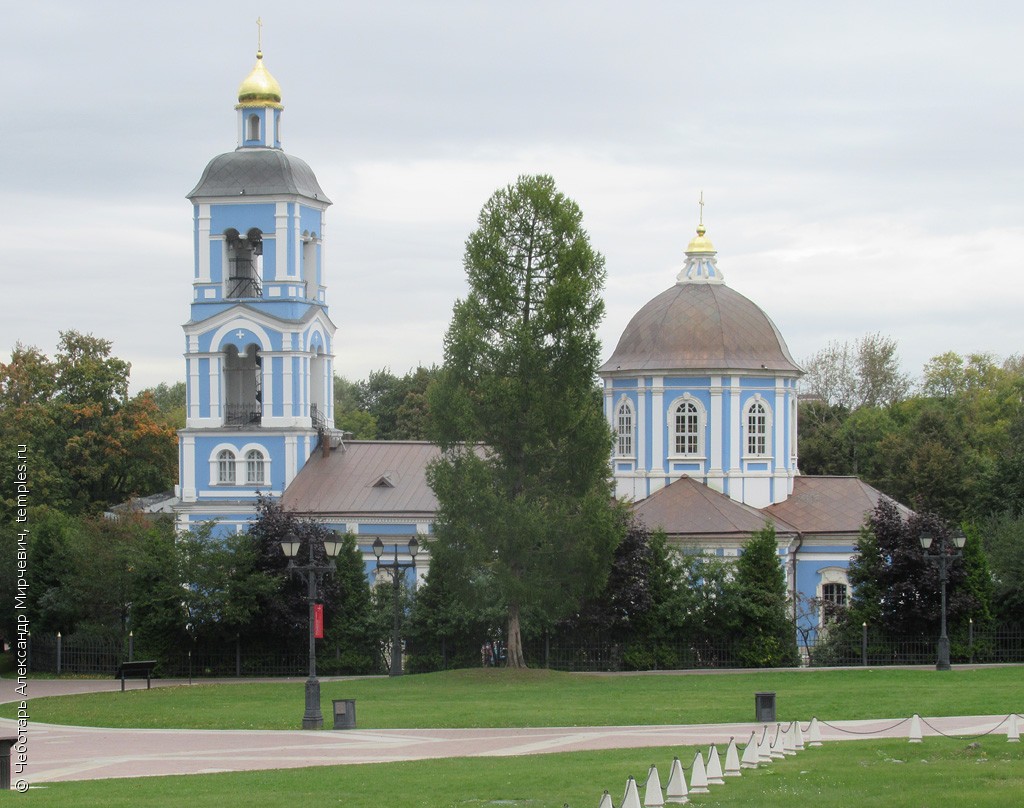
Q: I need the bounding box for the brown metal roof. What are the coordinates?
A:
[599,282,802,375]
[632,476,799,538]
[762,476,912,536]
[281,441,441,518]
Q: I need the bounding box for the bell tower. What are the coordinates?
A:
[174,41,337,533]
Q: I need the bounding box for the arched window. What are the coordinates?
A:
[217,449,236,484]
[224,228,263,299]
[746,399,770,456]
[247,113,261,142]
[674,400,700,455]
[616,399,634,457]
[245,449,266,485]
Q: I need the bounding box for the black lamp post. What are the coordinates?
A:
[919,530,967,671]
[372,537,420,677]
[280,532,343,729]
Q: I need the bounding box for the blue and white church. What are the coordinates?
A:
[174,48,338,534]
[170,49,908,646]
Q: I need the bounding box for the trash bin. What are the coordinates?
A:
[0,736,17,790]
[755,692,776,723]
[332,699,356,730]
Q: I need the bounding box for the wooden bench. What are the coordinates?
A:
[114,660,157,691]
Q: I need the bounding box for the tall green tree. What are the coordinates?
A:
[733,524,798,667]
[427,174,622,668]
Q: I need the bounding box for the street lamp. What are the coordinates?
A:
[919,529,967,671]
[372,537,420,677]
[280,531,343,729]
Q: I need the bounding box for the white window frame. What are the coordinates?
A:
[816,567,850,626]
[666,394,707,459]
[743,395,772,459]
[245,449,267,485]
[615,396,635,458]
[217,449,236,484]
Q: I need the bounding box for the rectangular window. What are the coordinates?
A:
[676,408,699,455]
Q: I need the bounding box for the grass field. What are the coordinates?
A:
[3,666,1021,730]
[3,737,1022,807]
[2,667,1021,806]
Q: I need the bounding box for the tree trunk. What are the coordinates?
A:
[506,603,528,668]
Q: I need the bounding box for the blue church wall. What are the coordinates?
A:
[192,434,288,492]
[210,204,277,239]
[240,108,281,148]
[299,205,322,235]
[196,327,281,355]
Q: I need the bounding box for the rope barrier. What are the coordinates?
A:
[918,714,1015,741]
[817,716,911,735]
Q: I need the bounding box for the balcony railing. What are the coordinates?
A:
[225,404,261,426]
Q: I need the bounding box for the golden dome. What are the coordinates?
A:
[236,50,283,109]
[686,222,716,254]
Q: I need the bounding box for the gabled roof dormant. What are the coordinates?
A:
[281,441,441,518]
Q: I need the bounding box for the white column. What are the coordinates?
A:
[774,381,786,472]
[197,204,211,282]
[651,378,664,474]
[637,383,648,473]
[276,202,290,280]
[729,383,742,501]
[210,355,222,422]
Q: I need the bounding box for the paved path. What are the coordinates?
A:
[1,679,1018,784]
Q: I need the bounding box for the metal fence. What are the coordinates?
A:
[26,635,386,678]
[28,625,1024,676]
[806,624,1024,667]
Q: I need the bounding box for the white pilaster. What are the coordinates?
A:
[197,204,211,282]
[276,202,291,278]
[651,377,664,472]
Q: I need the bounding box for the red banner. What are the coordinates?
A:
[314,603,324,639]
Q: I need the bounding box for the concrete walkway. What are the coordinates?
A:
[1,679,1018,783]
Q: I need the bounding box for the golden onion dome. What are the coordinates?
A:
[686,222,716,254]
[236,50,283,109]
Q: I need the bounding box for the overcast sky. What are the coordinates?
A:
[5,1,1023,393]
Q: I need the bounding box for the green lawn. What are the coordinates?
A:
[2,667,1021,730]
[3,738,1022,807]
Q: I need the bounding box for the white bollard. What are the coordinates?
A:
[741,730,760,769]
[795,719,806,751]
[597,790,614,808]
[665,757,689,804]
[909,714,923,743]
[769,724,786,759]
[689,751,710,794]
[807,716,823,746]
[705,744,724,785]
[622,775,642,808]
[783,722,798,755]
[724,736,742,776]
[644,764,664,808]
[1008,713,1020,743]
[757,725,773,763]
